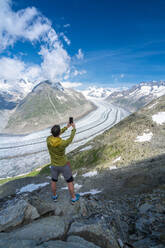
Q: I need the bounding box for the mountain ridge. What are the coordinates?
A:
[3,80,95,134]
[106,80,165,112]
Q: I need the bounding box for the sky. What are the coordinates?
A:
[0,0,165,90]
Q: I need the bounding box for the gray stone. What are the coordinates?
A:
[3,216,69,243]
[67,235,101,247]
[135,217,154,233]
[42,240,94,248]
[0,239,37,248]
[53,196,90,218]
[68,220,119,248]
[139,203,153,214]
[0,199,39,231]
[133,238,157,248]
[29,197,55,216]
[150,245,165,248]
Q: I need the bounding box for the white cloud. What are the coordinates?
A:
[0,57,43,82]
[120,74,125,78]
[0,0,85,94]
[76,49,84,60]
[61,81,82,88]
[64,23,70,28]
[0,0,51,50]
[73,69,86,76]
[0,57,25,80]
[60,32,71,45]
[39,44,70,82]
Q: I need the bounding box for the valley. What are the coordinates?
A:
[0,100,129,179]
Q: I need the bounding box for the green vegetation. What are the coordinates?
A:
[0,164,51,185]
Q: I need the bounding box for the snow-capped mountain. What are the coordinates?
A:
[32,80,64,93]
[4,80,94,134]
[82,86,120,99]
[106,81,165,112]
[0,78,35,110]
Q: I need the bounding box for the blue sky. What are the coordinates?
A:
[0,0,165,89]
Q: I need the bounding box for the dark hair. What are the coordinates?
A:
[51,125,60,137]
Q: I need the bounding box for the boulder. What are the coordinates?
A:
[28,196,55,216]
[67,235,101,247]
[2,216,69,243]
[0,239,37,248]
[0,199,39,231]
[68,220,119,248]
[42,239,100,248]
[139,203,153,214]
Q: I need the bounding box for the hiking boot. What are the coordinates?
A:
[52,194,58,202]
[71,193,80,204]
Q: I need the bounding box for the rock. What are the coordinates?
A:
[53,195,95,219]
[1,216,69,243]
[0,239,37,248]
[150,245,165,248]
[68,219,119,248]
[135,217,154,233]
[28,196,55,216]
[133,237,157,248]
[0,199,39,231]
[139,203,152,214]
[67,235,101,247]
[42,239,101,248]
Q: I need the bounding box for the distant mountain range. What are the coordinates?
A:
[3,80,94,134]
[106,81,165,112]
[82,86,122,98]
[0,78,35,110]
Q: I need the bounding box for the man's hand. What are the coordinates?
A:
[71,122,76,129]
[67,123,71,128]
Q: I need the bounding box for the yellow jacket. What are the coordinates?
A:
[47,126,76,166]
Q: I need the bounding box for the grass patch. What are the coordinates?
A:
[0,163,51,186]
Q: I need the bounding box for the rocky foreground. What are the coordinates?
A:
[0,155,165,248]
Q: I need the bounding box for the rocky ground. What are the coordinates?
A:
[0,154,165,248]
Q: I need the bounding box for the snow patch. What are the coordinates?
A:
[148,102,158,109]
[61,183,82,190]
[73,172,77,177]
[112,157,121,163]
[17,182,49,194]
[56,95,67,102]
[109,165,117,170]
[82,171,97,177]
[152,112,165,125]
[135,132,153,142]
[79,189,102,196]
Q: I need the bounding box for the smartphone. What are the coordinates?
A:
[69,117,73,124]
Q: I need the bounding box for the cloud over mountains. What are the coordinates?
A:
[0,0,84,92]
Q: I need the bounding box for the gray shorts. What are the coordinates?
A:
[50,163,73,183]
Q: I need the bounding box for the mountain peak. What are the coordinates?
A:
[32,80,64,93]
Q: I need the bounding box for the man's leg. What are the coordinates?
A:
[67,181,75,199]
[51,180,57,196]
[62,164,77,199]
[50,166,59,197]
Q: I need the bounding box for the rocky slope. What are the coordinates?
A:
[4,81,95,134]
[0,90,164,248]
[106,81,165,112]
[68,94,165,171]
[0,153,164,248]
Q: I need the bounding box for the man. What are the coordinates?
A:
[47,121,80,204]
